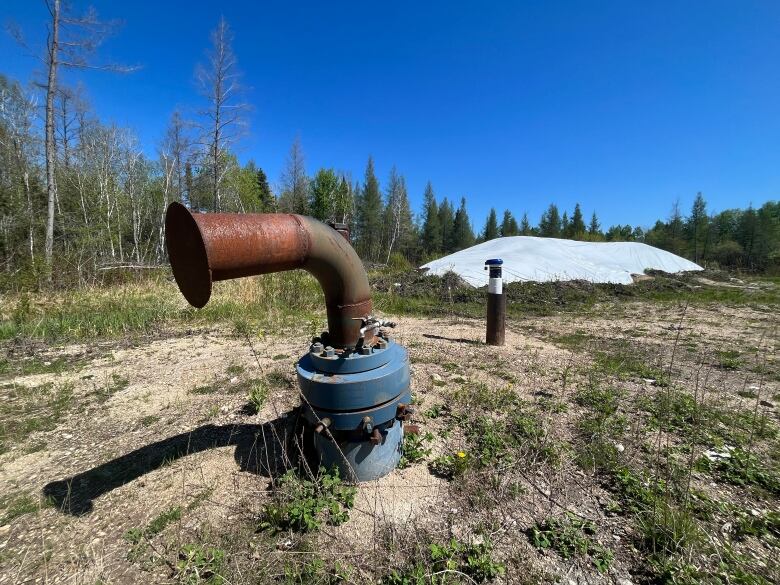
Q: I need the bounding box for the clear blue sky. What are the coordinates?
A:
[3,1,780,230]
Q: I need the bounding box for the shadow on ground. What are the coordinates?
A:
[422,333,481,346]
[43,411,301,516]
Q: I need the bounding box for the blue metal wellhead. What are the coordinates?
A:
[297,337,412,481]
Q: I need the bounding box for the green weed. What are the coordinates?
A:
[528,513,614,573]
[260,468,356,533]
[176,544,225,585]
[382,537,504,583]
[399,432,433,468]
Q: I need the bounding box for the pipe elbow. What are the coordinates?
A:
[165,202,372,348]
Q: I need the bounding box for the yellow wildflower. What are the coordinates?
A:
[456,451,466,458]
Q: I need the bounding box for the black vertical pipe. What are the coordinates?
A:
[485,259,506,346]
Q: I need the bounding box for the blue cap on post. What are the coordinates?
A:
[485,258,503,266]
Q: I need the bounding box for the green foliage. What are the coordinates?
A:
[399,432,433,468]
[383,537,504,583]
[283,556,351,584]
[260,468,356,533]
[429,452,471,480]
[246,379,267,414]
[175,544,225,585]
[528,513,613,572]
[699,448,780,494]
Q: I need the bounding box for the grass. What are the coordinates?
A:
[0,271,324,342]
[0,381,74,454]
[1,491,52,525]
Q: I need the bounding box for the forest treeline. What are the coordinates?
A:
[1,9,778,291]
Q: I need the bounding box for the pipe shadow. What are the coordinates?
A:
[43,412,300,516]
[422,333,482,346]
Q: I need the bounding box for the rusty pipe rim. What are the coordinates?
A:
[165,202,212,308]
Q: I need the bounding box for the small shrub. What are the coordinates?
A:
[399,432,433,468]
[383,537,504,583]
[528,513,613,573]
[429,451,470,480]
[260,467,356,533]
[176,544,225,585]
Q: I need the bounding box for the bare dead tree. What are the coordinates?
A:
[195,17,248,212]
[8,1,138,278]
[278,136,308,214]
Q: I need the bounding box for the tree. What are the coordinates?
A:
[500,210,519,237]
[383,166,413,263]
[482,208,499,241]
[420,182,442,255]
[333,175,352,224]
[539,204,561,237]
[686,192,709,264]
[354,156,382,261]
[452,197,475,250]
[278,137,308,214]
[12,0,135,276]
[570,203,586,239]
[588,211,600,236]
[438,197,455,253]
[561,211,570,237]
[309,168,339,221]
[0,75,40,265]
[520,212,532,235]
[196,17,247,212]
[255,167,274,211]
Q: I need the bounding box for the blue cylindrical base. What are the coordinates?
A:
[313,421,404,482]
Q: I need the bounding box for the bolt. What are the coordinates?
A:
[314,417,331,434]
[370,427,382,445]
[377,338,388,350]
[310,342,324,354]
[324,346,335,357]
[362,416,373,433]
[360,346,371,355]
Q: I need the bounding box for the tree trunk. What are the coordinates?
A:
[43,0,61,278]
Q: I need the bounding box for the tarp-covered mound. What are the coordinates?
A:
[421,236,703,286]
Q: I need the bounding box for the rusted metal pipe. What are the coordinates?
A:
[165,202,372,347]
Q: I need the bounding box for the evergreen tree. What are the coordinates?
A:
[482,208,499,241]
[421,181,442,255]
[438,197,455,253]
[687,192,709,263]
[520,212,532,235]
[561,211,570,237]
[309,168,339,221]
[539,204,561,237]
[452,197,475,250]
[255,167,274,211]
[500,210,519,236]
[570,203,586,239]
[354,156,383,261]
[588,211,600,236]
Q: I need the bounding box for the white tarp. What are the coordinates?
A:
[421,236,703,286]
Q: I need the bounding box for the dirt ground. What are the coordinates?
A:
[0,299,777,584]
